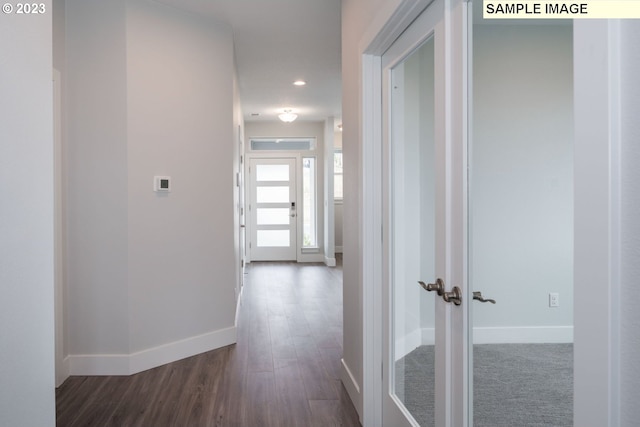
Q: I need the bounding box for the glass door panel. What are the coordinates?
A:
[256,230,291,247]
[391,35,437,427]
[256,186,290,203]
[468,6,574,426]
[256,208,290,225]
[256,164,290,181]
[382,0,446,419]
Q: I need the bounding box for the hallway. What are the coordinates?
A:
[55,259,360,426]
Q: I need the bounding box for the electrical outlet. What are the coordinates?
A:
[549,293,560,308]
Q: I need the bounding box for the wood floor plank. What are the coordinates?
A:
[294,336,340,401]
[245,371,279,426]
[269,313,296,358]
[56,257,360,427]
[274,358,314,427]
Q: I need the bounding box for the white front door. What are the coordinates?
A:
[249,158,297,261]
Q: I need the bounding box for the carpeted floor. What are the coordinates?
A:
[395,343,573,426]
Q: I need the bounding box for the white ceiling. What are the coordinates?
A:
[153,0,342,123]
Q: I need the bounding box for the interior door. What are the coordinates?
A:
[381,0,461,425]
[378,1,610,426]
[249,158,297,261]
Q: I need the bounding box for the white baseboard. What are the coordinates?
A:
[69,326,237,376]
[472,326,573,344]
[235,285,244,326]
[55,356,71,387]
[324,256,337,267]
[298,253,326,263]
[393,325,573,359]
[395,328,423,361]
[340,358,362,419]
[69,353,130,376]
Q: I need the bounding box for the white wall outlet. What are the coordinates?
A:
[549,292,560,308]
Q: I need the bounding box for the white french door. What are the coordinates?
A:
[381,0,468,424]
[378,0,608,426]
[373,1,619,426]
[249,158,297,261]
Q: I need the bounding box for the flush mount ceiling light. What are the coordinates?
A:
[293,80,307,86]
[278,109,298,123]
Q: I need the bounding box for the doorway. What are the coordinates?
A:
[248,157,298,261]
[363,0,619,425]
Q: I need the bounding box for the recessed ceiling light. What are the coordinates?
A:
[293,80,306,86]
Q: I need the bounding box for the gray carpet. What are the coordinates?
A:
[395,344,573,426]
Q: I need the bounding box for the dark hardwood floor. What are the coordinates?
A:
[56,257,361,427]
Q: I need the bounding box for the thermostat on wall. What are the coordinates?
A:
[154,176,171,192]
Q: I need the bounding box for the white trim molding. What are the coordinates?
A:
[395,326,573,361]
[341,358,362,419]
[69,327,237,376]
[573,19,622,427]
[324,256,337,267]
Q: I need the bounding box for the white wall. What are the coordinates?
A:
[470,24,574,342]
[126,0,236,355]
[620,20,640,427]
[0,1,56,425]
[65,0,237,374]
[66,0,131,357]
[341,0,403,417]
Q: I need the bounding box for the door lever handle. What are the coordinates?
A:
[473,291,496,304]
[443,286,462,306]
[418,278,444,296]
[419,279,462,306]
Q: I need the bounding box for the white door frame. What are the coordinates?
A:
[573,19,622,427]
[53,68,69,387]
[361,3,622,427]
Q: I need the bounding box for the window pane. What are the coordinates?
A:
[303,157,317,247]
[257,230,290,247]
[334,151,343,174]
[256,164,289,182]
[257,208,290,225]
[251,138,315,151]
[334,174,343,199]
[257,186,289,203]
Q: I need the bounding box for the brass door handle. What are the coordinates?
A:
[473,291,496,304]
